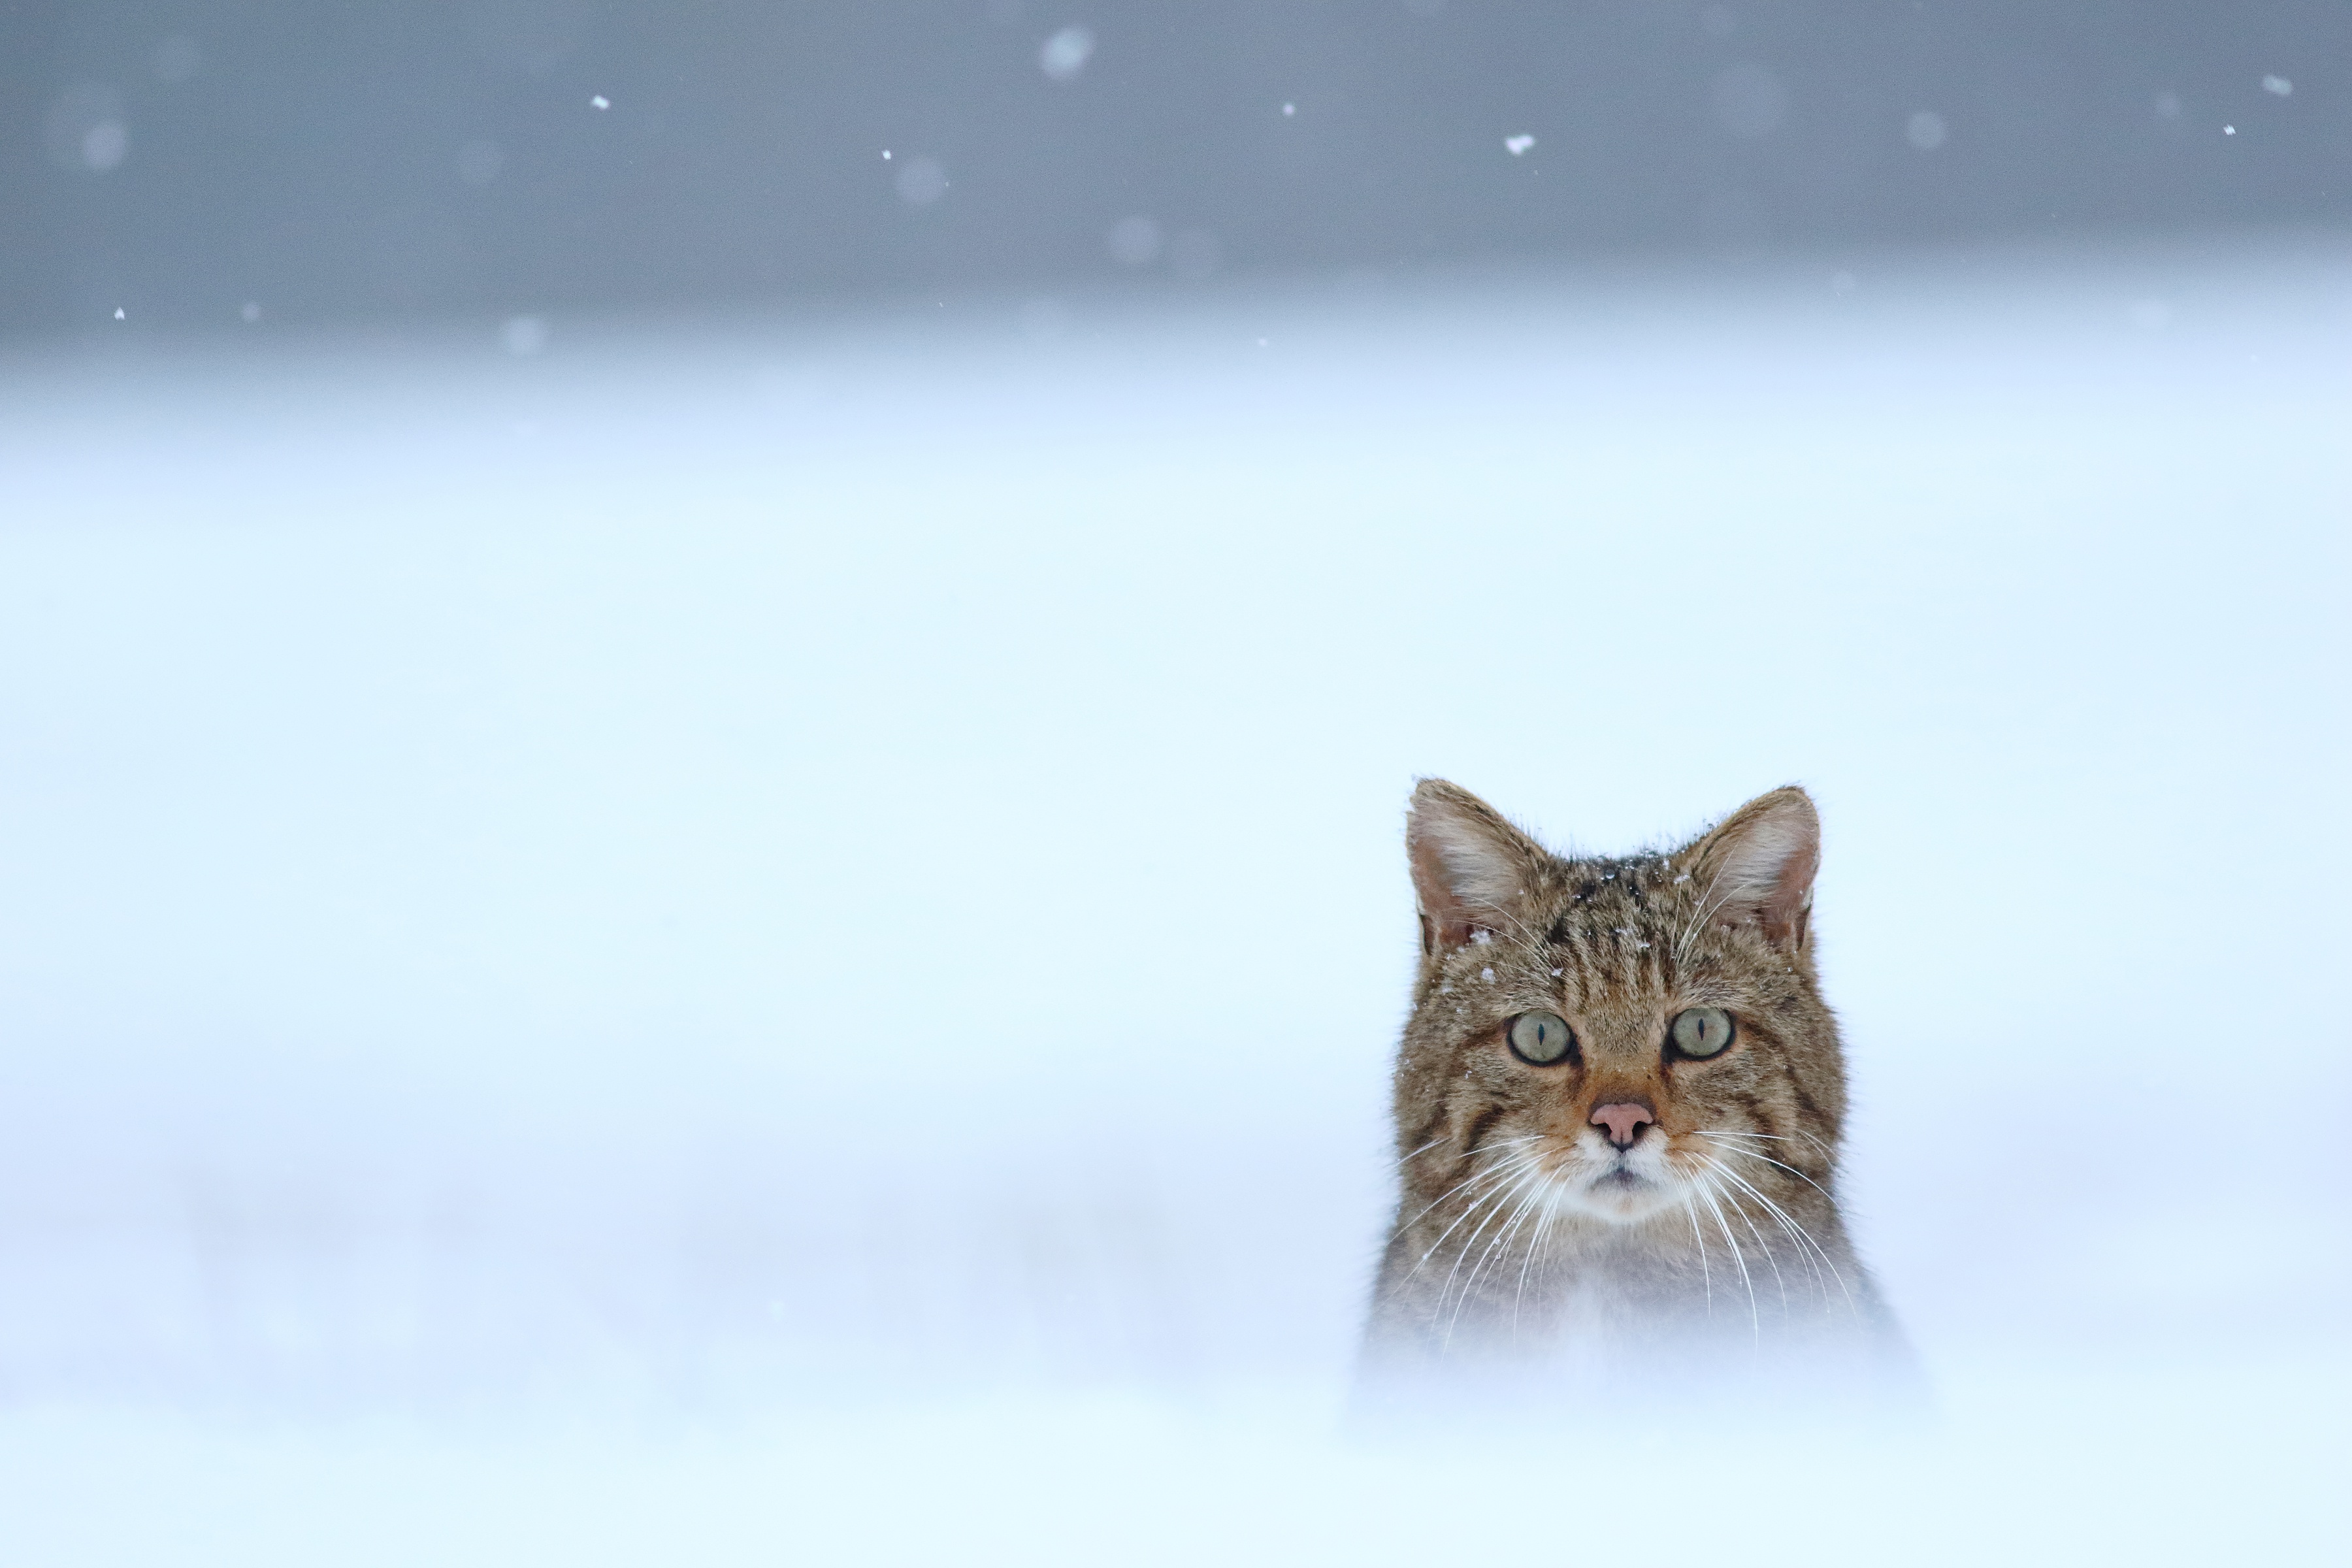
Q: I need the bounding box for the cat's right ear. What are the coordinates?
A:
[1406,779,1547,955]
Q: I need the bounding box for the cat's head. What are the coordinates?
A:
[1393,781,1847,1229]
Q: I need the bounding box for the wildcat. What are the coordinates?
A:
[1359,780,1910,1403]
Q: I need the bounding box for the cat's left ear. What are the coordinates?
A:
[1690,786,1820,950]
[1406,779,1550,955]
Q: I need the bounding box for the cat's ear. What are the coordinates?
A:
[1690,785,1821,949]
[1407,779,1548,954]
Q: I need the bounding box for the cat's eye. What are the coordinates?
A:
[1669,1007,1735,1059]
[1507,1011,1576,1066]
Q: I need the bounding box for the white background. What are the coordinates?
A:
[1,242,2345,1563]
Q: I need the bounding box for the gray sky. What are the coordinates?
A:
[10,1,2345,337]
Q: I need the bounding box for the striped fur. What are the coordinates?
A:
[1361,780,1908,1386]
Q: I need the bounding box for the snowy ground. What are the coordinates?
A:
[1,243,2347,1564]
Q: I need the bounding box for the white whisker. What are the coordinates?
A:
[1699,1154,1828,1301]
[1695,1179,1759,1346]
[1695,1151,1855,1317]
[1391,1137,1445,1169]
[1511,1177,1561,1330]
[1711,1165,1788,1314]
[1396,1137,1546,1233]
[1673,858,1740,969]
[1682,1192,1712,1314]
[1702,1127,1835,1162]
[1695,1134,1842,1206]
[1412,1151,1541,1276]
[1449,1166,1555,1345]
[1435,1160,1552,1345]
[1401,1152,1541,1279]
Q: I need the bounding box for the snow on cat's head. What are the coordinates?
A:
[1395,779,1833,1229]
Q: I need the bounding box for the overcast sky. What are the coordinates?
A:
[9,1,2347,336]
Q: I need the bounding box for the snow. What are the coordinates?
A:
[1039,27,1094,82]
[0,239,2345,1565]
[498,314,549,355]
[894,157,949,206]
[81,121,129,170]
[44,84,129,174]
[0,1368,2339,1567]
[1504,134,1535,155]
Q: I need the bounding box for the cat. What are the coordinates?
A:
[1358,779,1911,1409]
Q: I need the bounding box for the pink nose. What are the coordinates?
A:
[1590,1101,1656,1149]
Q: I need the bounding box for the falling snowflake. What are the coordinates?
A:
[500,316,549,355]
[1504,134,1535,155]
[894,157,948,205]
[1039,27,1093,81]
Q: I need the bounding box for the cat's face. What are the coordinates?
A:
[1392,783,1848,1233]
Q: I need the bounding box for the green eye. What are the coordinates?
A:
[1669,1007,1735,1058]
[1507,1011,1576,1066]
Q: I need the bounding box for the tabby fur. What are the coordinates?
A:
[1360,780,1908,1395]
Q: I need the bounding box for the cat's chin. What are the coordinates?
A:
[1554,1168,1682,1225]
